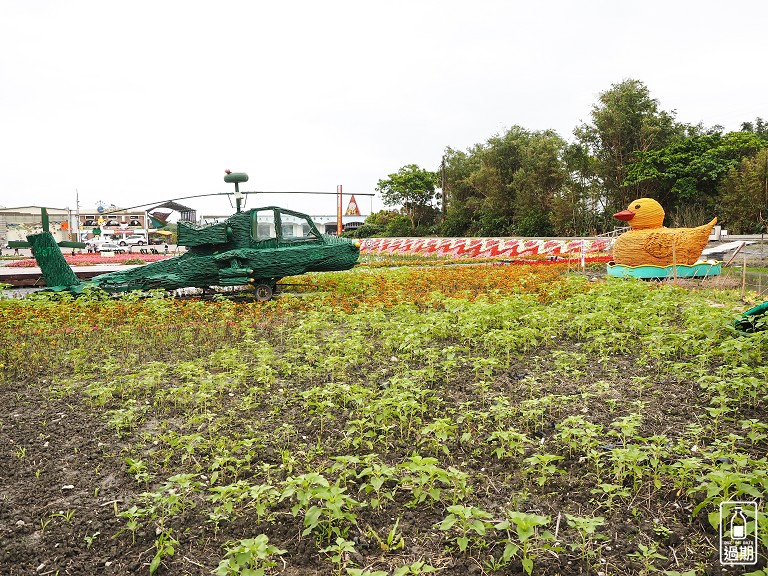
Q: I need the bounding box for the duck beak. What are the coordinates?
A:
[613,210,635,221]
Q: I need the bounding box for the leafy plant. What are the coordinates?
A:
[438,504,494,552]
[393,560,438,576]
[367,518,404,552]
[282,473,362,543]
[564,514,606,562]
[628,542,667,575]
[321,537,358,576]
[523,453,565,486]
[399,454,469,507]
[493,510,552,575]
[213,535,287,576]
[487,428,531,459]
[149,528,178,576]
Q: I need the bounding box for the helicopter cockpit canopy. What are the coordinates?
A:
[251,208,322,243]
[177,206,324,249]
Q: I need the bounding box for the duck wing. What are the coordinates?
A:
[642,231,675,260]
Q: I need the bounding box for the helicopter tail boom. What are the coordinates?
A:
[28,232,83,290]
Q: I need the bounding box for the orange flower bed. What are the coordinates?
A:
[279,262,595,311]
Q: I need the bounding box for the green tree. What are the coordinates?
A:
[741,117,768,138]
[510,130,567,236]
[439,147,481,235]
[718,148,768,233]
[624,131,767,225]
[550,142,603,236]
[376,165,440,231]
[441,127,570,237]
[574,79,683,221]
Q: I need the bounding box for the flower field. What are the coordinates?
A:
[6,253,173,267]
[1,263,766,575]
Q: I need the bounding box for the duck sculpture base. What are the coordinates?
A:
[607,260,721,280]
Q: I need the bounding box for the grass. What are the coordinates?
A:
[1,264,766,575]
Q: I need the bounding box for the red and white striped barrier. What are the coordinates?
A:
[359,237,611,259]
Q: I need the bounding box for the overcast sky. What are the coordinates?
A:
[1,0,766,218]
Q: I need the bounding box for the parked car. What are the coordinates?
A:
[118,235,147,246]
[96,243,123,253]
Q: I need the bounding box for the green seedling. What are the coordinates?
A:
[84,531,100,549]
[438,504,494,553]
[321,537,358,576]
[213,534,287,576]
[117,504,152,543]
[346,569,388,576]
[609,412,643,447]
[556,415,603,455]
[494,510,552,575]
[590,483,630,511]
[393,560,438,576]
[523,453,565,486]
[628,542,667,575]
[419,417,457,456]
[125,457,151,484]
[367,518,404,552]
[399,454,469,507]
[564,514,606,562]
[282,473,362,543]
[39,518,51,534]
[52,509,75,522]
[357,461,398,510]
[149,528,178,576]
[609,445,648,491]
[488,428,531,459]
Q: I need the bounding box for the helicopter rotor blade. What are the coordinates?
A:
[109,190,375,214]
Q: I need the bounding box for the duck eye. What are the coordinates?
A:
[634,204,641,210]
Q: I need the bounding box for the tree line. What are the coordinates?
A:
[357,79,768,238]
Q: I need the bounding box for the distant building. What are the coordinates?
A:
[0,206,73,245]
[311,215,368,235]
[78,209,150,242]
[76,201,195,243]
[199,211,368,236]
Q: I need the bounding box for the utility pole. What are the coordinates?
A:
[337,185,343,236]
[75,189,81,242]
[440,156,447,218]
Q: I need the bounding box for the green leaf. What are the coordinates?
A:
[522,557,534,575]
[736,482,763,498]
[438,515,457,531]
[517,525,534,542]
[149,554,162,576]
[502,542,519,562]
[304,505,322,529]
[469,519,487,535]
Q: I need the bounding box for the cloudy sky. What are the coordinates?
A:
[1,0,766,218]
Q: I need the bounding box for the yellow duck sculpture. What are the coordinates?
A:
[612,198,717,266]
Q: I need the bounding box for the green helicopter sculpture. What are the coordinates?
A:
[12,172,360,300]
